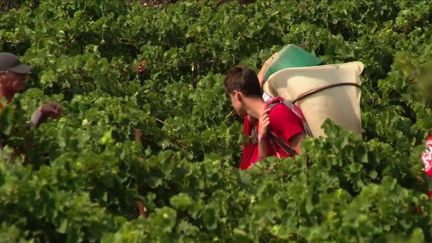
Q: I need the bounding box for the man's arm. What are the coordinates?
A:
[290,132,306,155]
[30,102,61,127]
[257,136,268,160]
[257,110,270,160]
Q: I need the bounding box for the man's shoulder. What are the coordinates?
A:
[269,102,305,138]
[268,103,304,131]
[269,103,298,120]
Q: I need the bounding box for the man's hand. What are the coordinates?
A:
[30,102,62,127]
[257,52,279,87]
[289,132,306,155]
[257,109,271,160]
[258,109,270,141]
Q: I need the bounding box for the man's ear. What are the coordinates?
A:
[233,90,244,102]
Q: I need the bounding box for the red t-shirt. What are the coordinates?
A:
[239,97,305,170]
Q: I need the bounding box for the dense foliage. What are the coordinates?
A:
[1,0,432,242]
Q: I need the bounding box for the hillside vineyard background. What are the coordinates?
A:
[1,0,432,242]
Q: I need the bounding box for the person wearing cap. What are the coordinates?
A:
[0,52,61,127]
[0,52,62,161]
[0,52,31,102]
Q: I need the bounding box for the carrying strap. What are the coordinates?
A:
[249,126,298,157]
[268,130,297,156]
[255,100,309,156]
[292,82,361,104]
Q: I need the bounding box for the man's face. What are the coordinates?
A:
[229,91,246,117]
[10,72,27,92]
[2,71,27,93]
[0,71,28,101]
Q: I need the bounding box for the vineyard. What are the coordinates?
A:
[1,0,432,242]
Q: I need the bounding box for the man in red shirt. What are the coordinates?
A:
[224,65,305,170]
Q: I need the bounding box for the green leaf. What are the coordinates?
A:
[170,193,193,210]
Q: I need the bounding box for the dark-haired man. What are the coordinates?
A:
[224,65,305,170]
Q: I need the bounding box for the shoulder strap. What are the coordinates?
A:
[268,131,297,156]
[265,100,302,156]
[249,122,298,156]
[249,99,309,157]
